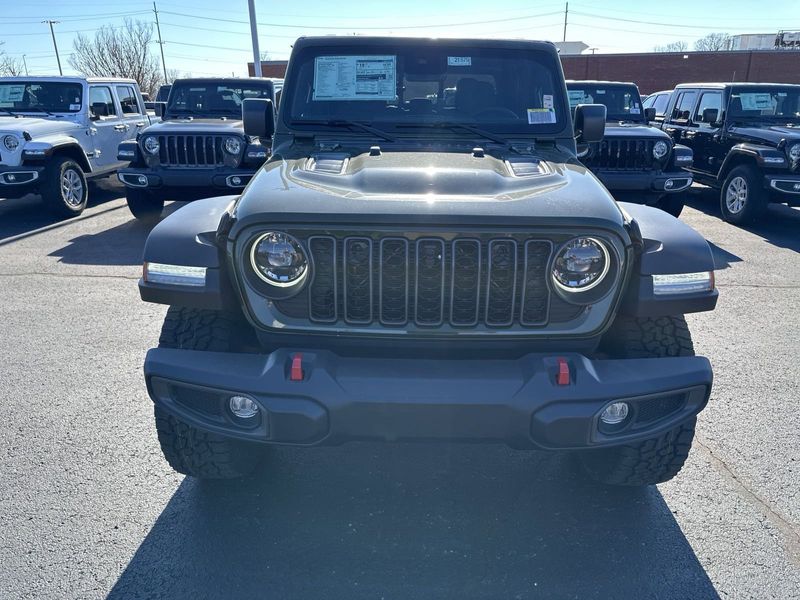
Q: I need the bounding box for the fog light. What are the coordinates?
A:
[137,175,147,185]
[600,402,629,425]
[230,176,242,186]
[664,179,674,190]
[6,173,15,182]
[229,395,259,419]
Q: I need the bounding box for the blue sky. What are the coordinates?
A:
[1,0,798,77]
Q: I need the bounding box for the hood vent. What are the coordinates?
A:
[506,158,548,178]
[307,153,349,175]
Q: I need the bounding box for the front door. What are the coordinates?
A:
[115,84,147,143]
[690,90,725,176]
[87,85,126,172]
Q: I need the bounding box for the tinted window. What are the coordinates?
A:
[0,82,83,113]
[566,84,643,122]
[116,85,140,114]
[286,44,566,134]
[695,92,722,126]
[728,87,800,123]
[671,91,697,121]
[641,95,655,109]
[89,86,117,117]
[653,93,670,115]
[168,83,273,117]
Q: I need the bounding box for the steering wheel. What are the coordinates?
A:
[473,107,519,120]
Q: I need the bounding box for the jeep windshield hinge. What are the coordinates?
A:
[510,143,535,155]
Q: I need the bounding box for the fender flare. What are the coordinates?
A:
[719,143,785,178]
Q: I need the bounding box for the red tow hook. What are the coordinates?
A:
[290,353,304,382]
[556,357,571,386]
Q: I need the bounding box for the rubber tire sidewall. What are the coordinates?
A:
[126,187,165,221]
[42,157,88,217]
[720,164,766,224]
[655,193,685,218]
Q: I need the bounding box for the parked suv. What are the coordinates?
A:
[642,89,672,127]
[117,78,277,220]
[662,83,800,223]
[567,81,693,217]
[138,37,718,486]
[0,76,152,216]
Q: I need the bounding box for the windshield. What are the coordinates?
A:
[167,83,273,117]
[567,84,643,122]
[0,81,83,113]
[286,44,565,134]
[728,87,800,122]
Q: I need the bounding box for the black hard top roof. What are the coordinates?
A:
[292,36,558,52]
[675,82,800,90]
[566,80,638,87]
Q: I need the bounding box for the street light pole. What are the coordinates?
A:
[43,20,62,76]
[153,2,168,83]
[22,55,29,76]
[248,0,262,77]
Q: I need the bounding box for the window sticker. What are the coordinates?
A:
[527,108,556,124]
[313,55,397,101]
[543,94,554,109]
[739,93,774,111]
[630,106,641,114]
[568,90,591,107]
[447,56,472,67]
[69,103,81,111]
[0,85,25,104]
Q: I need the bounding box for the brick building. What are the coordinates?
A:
[248,50,800,95]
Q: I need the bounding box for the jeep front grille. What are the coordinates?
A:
[273,233,587,330]
[155,134,228,167]
[584,138,659,171]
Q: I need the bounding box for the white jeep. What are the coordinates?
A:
[0,76,154,217]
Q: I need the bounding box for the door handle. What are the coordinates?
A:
[685,131,696,139]
[113,124,128,131]
[135,122,145,128]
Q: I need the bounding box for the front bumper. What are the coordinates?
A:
[145,348,712,450]
[0,165,44,195]
[765,174,800,196]
[595,170,692,195]
[117,166,256,192]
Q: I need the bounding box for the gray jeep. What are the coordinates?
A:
[138,37,718,486]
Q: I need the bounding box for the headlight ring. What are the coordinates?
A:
[143,136,160,155]
[224,136,242,155]
[788,142,800,161]
[653,140,669,160]
[552,237,611,293]
[3,135,19,152]
[249,231,309,297]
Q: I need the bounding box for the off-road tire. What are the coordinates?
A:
[720,164,766,224]
[41,157,88,217]
[126,187,165,221]
[154,307,264,479]
[582,316,697,486]
[655,194,684,218]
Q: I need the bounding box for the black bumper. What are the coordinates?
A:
[117,166,256,193]
[0,165,44,196]
[764,174,800,197]
[144,348,712,450]
[595,170,692,196]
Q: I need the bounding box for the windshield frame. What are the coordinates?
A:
[726,85,800,124]
[0,81,84,114]
[566,82,645,123]
[165,81,275,119]
[280,41,570,140]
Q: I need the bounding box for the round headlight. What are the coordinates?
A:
[653,140,669,160]
[143,136,160,155]
[788,143,800,161]
[552,237,610,292]
[250,232,308,286]
[224,136,242,155]
[3,135,19,152]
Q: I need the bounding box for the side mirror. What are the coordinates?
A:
[644,107,656,122]
[574,104,606,144]
[154,102,167,117]
[702,108,719,125]
[243,98,275,139]
[90,102,109,119]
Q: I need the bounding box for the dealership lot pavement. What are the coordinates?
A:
[0,181,798,599]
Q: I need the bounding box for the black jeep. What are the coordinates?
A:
[117,78,277,220]
[138,37,718,486]
[567,81,694,217]
[661,83,800,223]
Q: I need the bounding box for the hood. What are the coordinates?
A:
[0,115,83,137]
[231,150,626,234]
[143,117,244,135]
[729,125,800,146]
[603,122,670,139]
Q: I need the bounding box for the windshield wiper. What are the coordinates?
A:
[0,107,18,117]
[290,119,395,142]
[24,106,54,116]
[397,122,512,148]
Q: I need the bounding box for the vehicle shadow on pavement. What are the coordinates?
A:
[684,187,800,254]
[47,202,185,266]
[106,444,720,600]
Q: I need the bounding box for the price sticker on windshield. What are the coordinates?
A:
[447,56,472,67]
[740,93,774,111]
[527,108,556,124]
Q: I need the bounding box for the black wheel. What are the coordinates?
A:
[720,164,766,224]
[41,157,88,217]
[126,187,165,221]
[580,316,698,486]
[654,194,684,218]
[154,307,264,479]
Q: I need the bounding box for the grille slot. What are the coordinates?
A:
[308,236,337,322]
[485,239,518,326]
[450,240,481,326]
[584,138,657,171]
[156,134,228,167]
[521,240,553,326]
[379,238,409,325]
[343,237,373,324]
[415,239,446,326]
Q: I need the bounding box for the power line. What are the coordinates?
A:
[570,9,797,31]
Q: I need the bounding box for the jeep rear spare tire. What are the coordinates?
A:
[42,157,88,217]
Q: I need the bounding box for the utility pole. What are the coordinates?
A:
[248,0,262,77]
[43,20,62,75]
[153,2,168,83]
[22,54,29,76]
[562,2,568,43]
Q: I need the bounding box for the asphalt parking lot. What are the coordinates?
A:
[0,181,798,599]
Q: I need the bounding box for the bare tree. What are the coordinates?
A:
[0,54,26,76]
[259,51,272,61]
[69,18,165,96]
[654,41,688,52]
[694,33,732,52]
